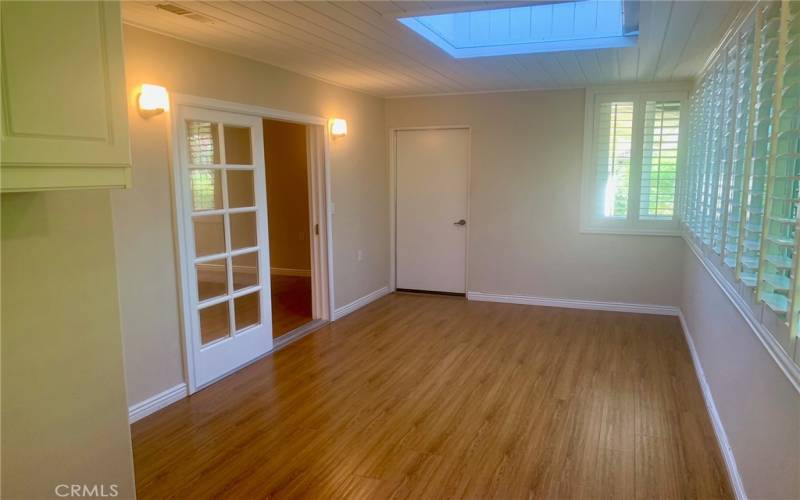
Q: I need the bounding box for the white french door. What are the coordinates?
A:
[177,106,273,389]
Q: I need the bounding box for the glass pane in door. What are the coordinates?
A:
[187,121,220,164]
[227,170,255,208]
[196,259,227,301]
[234,292,260,331]
[193,215,226,257]
[232,252,259,290]
[224,125,253,164]
[199,301,230,345]
[190,169,223,211]
[229,211,257,249]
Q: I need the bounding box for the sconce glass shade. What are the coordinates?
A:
[330,118,348,137]
[138,84,169,116]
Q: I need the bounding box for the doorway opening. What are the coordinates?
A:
[262,119,318,340]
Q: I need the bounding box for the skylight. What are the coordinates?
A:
[398,0,638,59]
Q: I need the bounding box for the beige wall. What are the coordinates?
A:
[263,119,311,272]
[385,90,684,306]
[1,191,135,499]
[386,89,798,499]
[680,244,800,500]
[115,26,388,407]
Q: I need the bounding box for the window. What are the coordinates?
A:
[640,101,681,220]
[581,87,687,235]
[596,101,633,218]
[682,1,800,371]
[397,0,637,59]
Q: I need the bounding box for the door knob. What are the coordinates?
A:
[453,219,466,226]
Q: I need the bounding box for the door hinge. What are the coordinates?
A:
[315,223,320,235]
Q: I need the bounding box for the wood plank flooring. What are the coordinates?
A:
[131,293,731,499]
[271,274,313,338]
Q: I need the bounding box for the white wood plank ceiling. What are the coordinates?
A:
[122,1,749,97]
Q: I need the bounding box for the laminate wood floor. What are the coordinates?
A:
[131,293,731,499]
[271,274,313,338]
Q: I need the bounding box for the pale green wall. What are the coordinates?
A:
[1,190,135,499]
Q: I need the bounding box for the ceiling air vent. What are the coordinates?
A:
[155,3,214,23]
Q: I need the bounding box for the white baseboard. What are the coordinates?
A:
[678,313,747,500]
[271,267,311,277]
[466,291,680,316]
[333,286,390,320]
[128,383,188,424]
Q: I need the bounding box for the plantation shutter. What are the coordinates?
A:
[711,42,740,254]
[639,101,681,220]
[725,23,757,270]
[585,91,685,234]
[682,0,800,368]
[683,87,707,233]
[759,0,799,317]
[680,0,800,373]
[742,2,782,288]
[593,100,634,219]
[700,62,725,246]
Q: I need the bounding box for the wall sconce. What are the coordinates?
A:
[330,118,348,138]
[138,84,169,118]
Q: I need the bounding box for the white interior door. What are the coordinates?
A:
[396,128,469,294]
[178,106,273,389]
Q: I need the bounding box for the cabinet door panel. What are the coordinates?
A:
[0,1,131,192]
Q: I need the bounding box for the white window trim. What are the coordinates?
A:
[580,84,690,236]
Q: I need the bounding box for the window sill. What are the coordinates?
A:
[580,224,682,237]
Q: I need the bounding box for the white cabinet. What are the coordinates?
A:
[1,1,131,192]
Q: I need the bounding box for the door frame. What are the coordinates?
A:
[388,126,472,293]
[169,93,335,393]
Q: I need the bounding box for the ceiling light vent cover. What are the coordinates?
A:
[155,4,213,24]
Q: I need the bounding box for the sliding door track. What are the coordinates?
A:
[395,288,465,297]
[273,319,328,352]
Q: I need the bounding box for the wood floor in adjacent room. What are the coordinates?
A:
[271,274,313,338]
[131,293,732,499]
